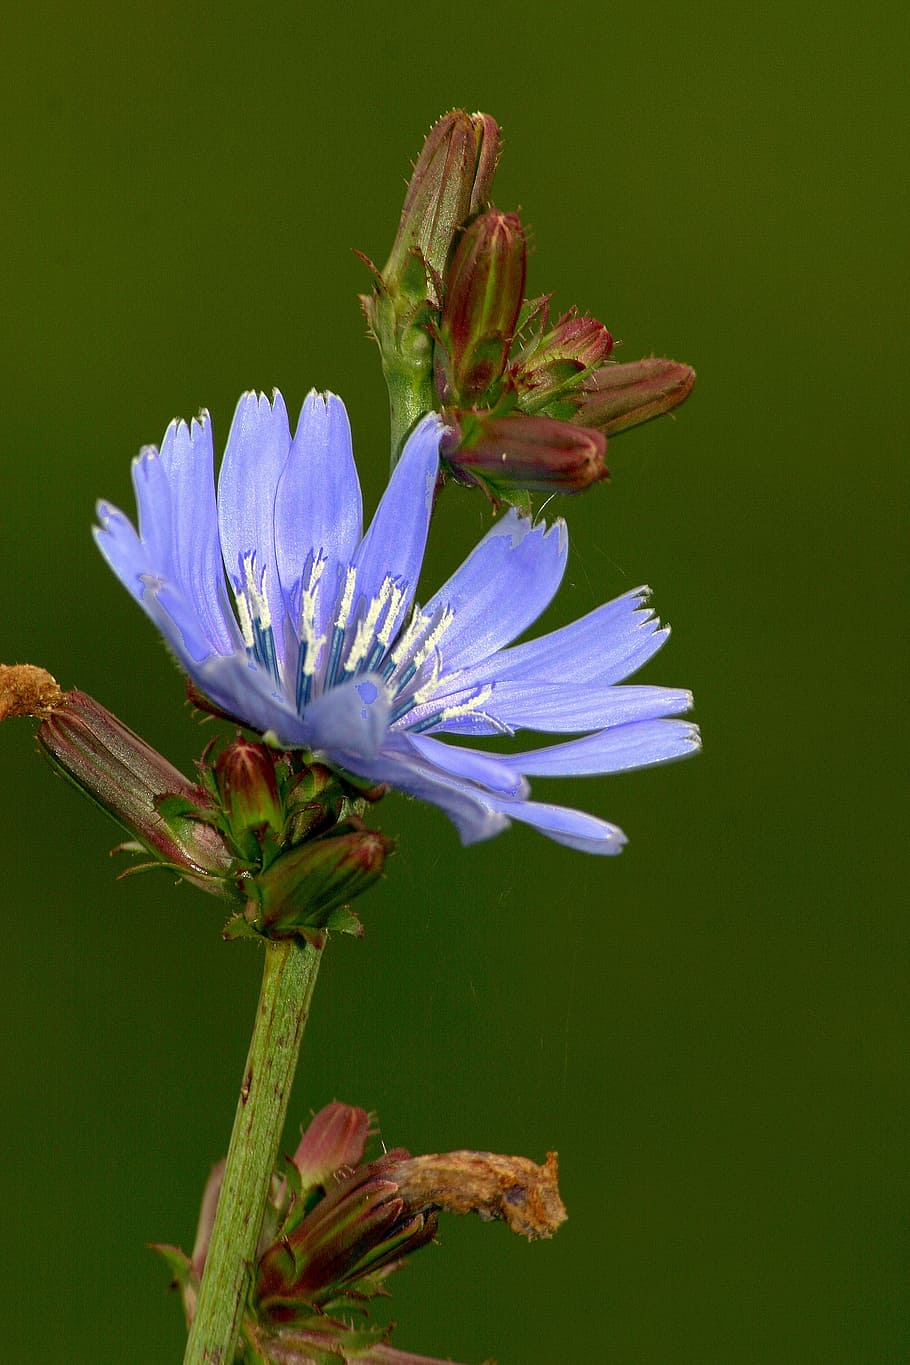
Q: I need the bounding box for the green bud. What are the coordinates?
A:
[574,357,696,434]
[213,736,284,839]
[247,825,393,943]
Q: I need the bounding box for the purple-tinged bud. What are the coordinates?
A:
[574,357,696,435]
[436,209,526,404]
[291,1103,371,1192]
[19,684,236,895]
[257,1149,436,1317]
[213,736,284,839]
[382,110,501,303]
[250,825,393,943]
[514,307,614,412]
[444,410,608,496]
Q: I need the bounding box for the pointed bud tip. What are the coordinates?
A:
[381,111,503,304]
[213,735,284,836]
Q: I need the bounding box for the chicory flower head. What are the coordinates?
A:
[95,391,698,854]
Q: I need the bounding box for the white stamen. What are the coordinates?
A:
[243,553,272,630]
[299,595,325,676]
[409,653,444,706]
[235,590,255,649]
[334,565,357,633]
[376,582,406,648]
[438,684,494,723]
[344,579,392,673]
[409,606,454,672]
[390,608,433,668]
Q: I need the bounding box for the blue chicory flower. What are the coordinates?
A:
[95,391,698,854]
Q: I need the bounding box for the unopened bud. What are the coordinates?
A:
[252,825,393,941]
[574,357,696,435]
[257,1148,435,1316]
[382,110,501,304]
[291,1102,371,1192]
[514,307,613,412]
[444,410,608,495]
[436,209,526,403]
[213,736,284,840]
[36,689,235,894]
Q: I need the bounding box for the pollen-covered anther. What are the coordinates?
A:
[343,579,395,675]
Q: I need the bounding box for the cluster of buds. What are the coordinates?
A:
[361,110,695,505]
[156,1101,566,1364]
[0,666,391,944]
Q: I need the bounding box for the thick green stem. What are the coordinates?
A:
[183,939,323,1365]
[384,337,437,471]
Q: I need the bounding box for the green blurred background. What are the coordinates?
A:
[1,2,906,1361]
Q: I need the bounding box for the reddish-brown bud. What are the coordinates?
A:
[574,357,696,434]
[514,307,614,412]
[444,410,608,495]
[437,209,527,403]
[291,1102,371,1192]
[35,689,235,893]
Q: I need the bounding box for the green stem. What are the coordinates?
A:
[384,342,437,471]
[183,939,323,1365]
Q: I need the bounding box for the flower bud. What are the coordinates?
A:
[213,736,284,840]
[251,825,393,942]
[382,110,501,305]
[443,410,608,496]
[514,306,613,412]
[290,1102,371,1192]
[33,687,236,894]
[574,357,696,434]
[436,209,526,404]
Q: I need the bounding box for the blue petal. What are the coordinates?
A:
[93,514,210,662]
[488,797,628,855]
[407,734,529,799]
[274,391,363,633]
[95,436,237,666]
[421,509,568,672]
[333,734,509,846]
[352,413,442,617]
[158,414,237,655]
[94,501,150,607]
[217,391,293,667]
[299,673,392,762]
[191,652,311,743]
[418,682,694,736]
[494,719,702,776]
[450,586,669,692]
